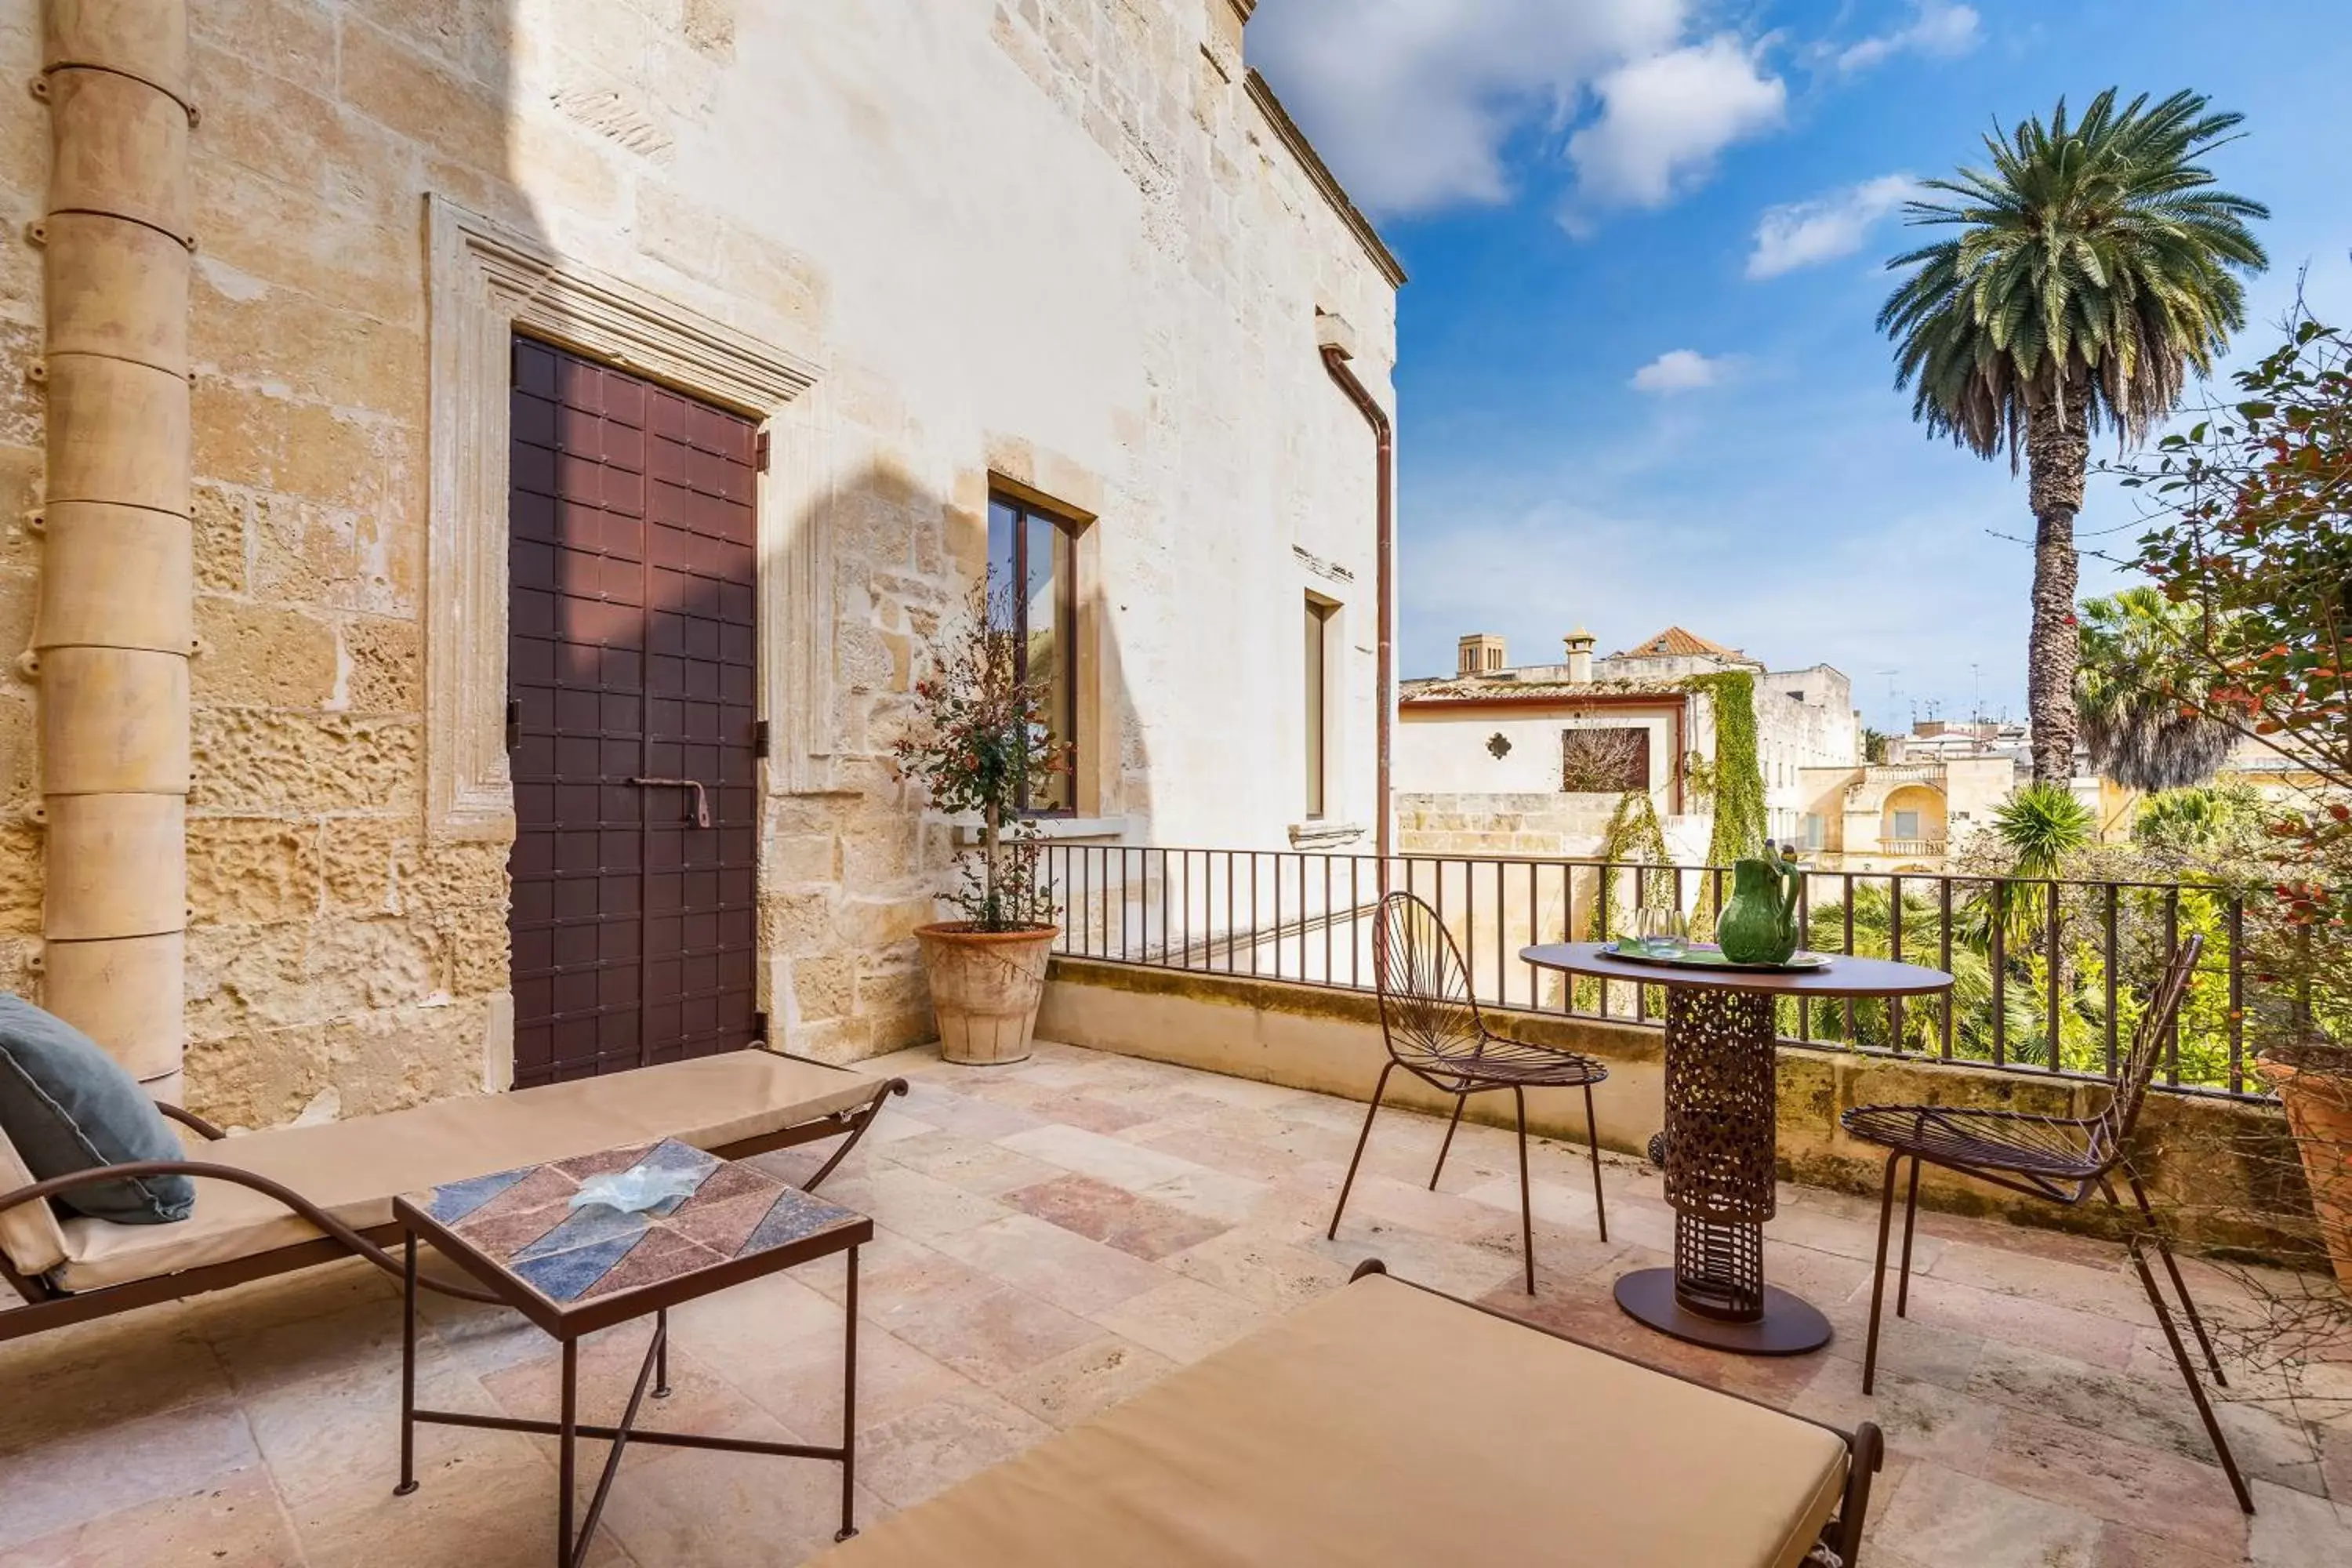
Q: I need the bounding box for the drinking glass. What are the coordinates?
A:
[1635,907,1688,958]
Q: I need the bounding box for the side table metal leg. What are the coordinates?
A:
[837,1244,860,1543]
[653,1308,671,1399]
[558,1337,578,1567]
[394,1232,419,1497]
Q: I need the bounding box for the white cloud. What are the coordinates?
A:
[1566,35,1786,209]
[1250,1,1801,218]
[1631,349,1731,393]
[1747,173,1920,278]
[1835,2,1981,74]
[1246,0,1688,214]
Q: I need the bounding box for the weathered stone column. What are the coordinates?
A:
[30,0,194,1097]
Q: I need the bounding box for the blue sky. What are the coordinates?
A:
[1250,1,2352,731]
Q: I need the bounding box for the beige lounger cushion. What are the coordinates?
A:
[826,1272,1850,1568]
[0,1121,70,1276]
[49,1051,878,1292]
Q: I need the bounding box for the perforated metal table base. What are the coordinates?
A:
[1613,1268,1834,1356]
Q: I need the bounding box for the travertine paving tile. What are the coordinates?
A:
[4,1040,2346,1568]
[992,1333,1175,1428]
[0,1466,302,1568]
[1000,1171,1231,1260]
[0,1397,261,1548]
[1875,1463,2104,1567]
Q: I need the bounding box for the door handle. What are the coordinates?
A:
[631,777,711,829]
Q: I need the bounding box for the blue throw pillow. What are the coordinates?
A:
[0,994,193,1225]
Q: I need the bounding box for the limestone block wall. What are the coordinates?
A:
[0,0,1400,1121]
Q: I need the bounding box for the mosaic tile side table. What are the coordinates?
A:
[392,1138,873,1565]
[1521,942,1951,1356]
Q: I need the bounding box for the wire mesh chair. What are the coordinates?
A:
[1841,933,2251,1513]
[1327,891,1610,1294]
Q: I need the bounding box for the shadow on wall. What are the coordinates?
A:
[757,459,1146,1065]
[170,4,1164,1117]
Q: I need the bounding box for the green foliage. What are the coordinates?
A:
[2118,313,2352,1066]
[1993,783,2099,880]
[1878,89,2267,460]
[2077,589,2238,790]
[1863,728,1893,765]
[1690,671,1766,866]
[1577,790,1675,1014]
[2132,783,2270,865]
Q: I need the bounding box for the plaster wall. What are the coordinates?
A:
[1396,705,1683,808]
[0,0,1397,1123]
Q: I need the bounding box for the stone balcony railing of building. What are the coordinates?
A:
[1872,837,1948,858]
[1040,844,2287,1101]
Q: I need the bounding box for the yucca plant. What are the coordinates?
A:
[1880,89,2267,784]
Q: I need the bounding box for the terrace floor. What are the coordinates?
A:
[3,1040,2349,1567]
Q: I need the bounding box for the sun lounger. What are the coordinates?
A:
[821,1261,1883,1568]
[0,1049,904,1341]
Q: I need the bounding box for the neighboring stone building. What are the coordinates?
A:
[1396,627,1859,859]
[0,1,1399,1126]
[1793,757,2016,873]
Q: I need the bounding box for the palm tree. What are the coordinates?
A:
[1879,89,2267,784]
[2077,587,2238,791]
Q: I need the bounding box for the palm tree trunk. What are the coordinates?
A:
[2024,397,2090,785]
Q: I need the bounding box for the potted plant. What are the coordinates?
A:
[892,579,1067,1065]
[2258,1034,2352,1294]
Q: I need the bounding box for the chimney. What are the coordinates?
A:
[1457,633,1506,677]
[1563,626,1595,684]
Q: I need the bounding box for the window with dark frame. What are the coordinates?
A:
[987,492,1079,815]
[1304,595,1337,818]
[1560,725,1650,793]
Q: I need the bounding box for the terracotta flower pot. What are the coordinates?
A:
[2259,1058,2352,1295]
[916,923,1057,1066]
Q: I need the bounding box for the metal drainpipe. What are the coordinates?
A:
[27,0,196,1098]
[1319,341,1393,866]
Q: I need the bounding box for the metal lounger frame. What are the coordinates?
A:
[0,1068,909,1345]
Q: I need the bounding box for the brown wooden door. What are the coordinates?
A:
[507,337,761,1087]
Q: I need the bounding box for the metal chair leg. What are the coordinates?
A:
[2106,1183,2252,1514]
[1862,1151,1902,1395]
[1583,1080,1608,1244]
[1514,1084,1535,1295]
[1429,1094,1468,1190]
[2126,1168,2227,1385]
[1327,1061,1395,1241]
[1895,1156,1922,1318]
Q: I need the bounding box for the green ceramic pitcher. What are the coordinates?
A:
[1717,841,1802,965]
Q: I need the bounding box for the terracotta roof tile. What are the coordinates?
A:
[1621,626,1745,659]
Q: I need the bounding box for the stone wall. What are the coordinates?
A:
[0,0,1399,1124]
[1040,955,2319,1258]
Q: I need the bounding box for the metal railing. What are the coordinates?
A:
[1040,845,2278,1100]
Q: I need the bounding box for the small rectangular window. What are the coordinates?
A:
[1892,810,1922,840]
[1561,726,1650,793]
[1802,813,1824,850]
[988,492,1080,814]
[1304,596,1336,818]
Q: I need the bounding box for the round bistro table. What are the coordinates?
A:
[1520,942,1953,1356]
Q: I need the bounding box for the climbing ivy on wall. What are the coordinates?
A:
[1574,788,1675,1015]
[1689,671,1766,866]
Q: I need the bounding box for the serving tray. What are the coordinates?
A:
[1599,941,1833,974]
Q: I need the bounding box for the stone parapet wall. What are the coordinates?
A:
[1039,956,2318,1258]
